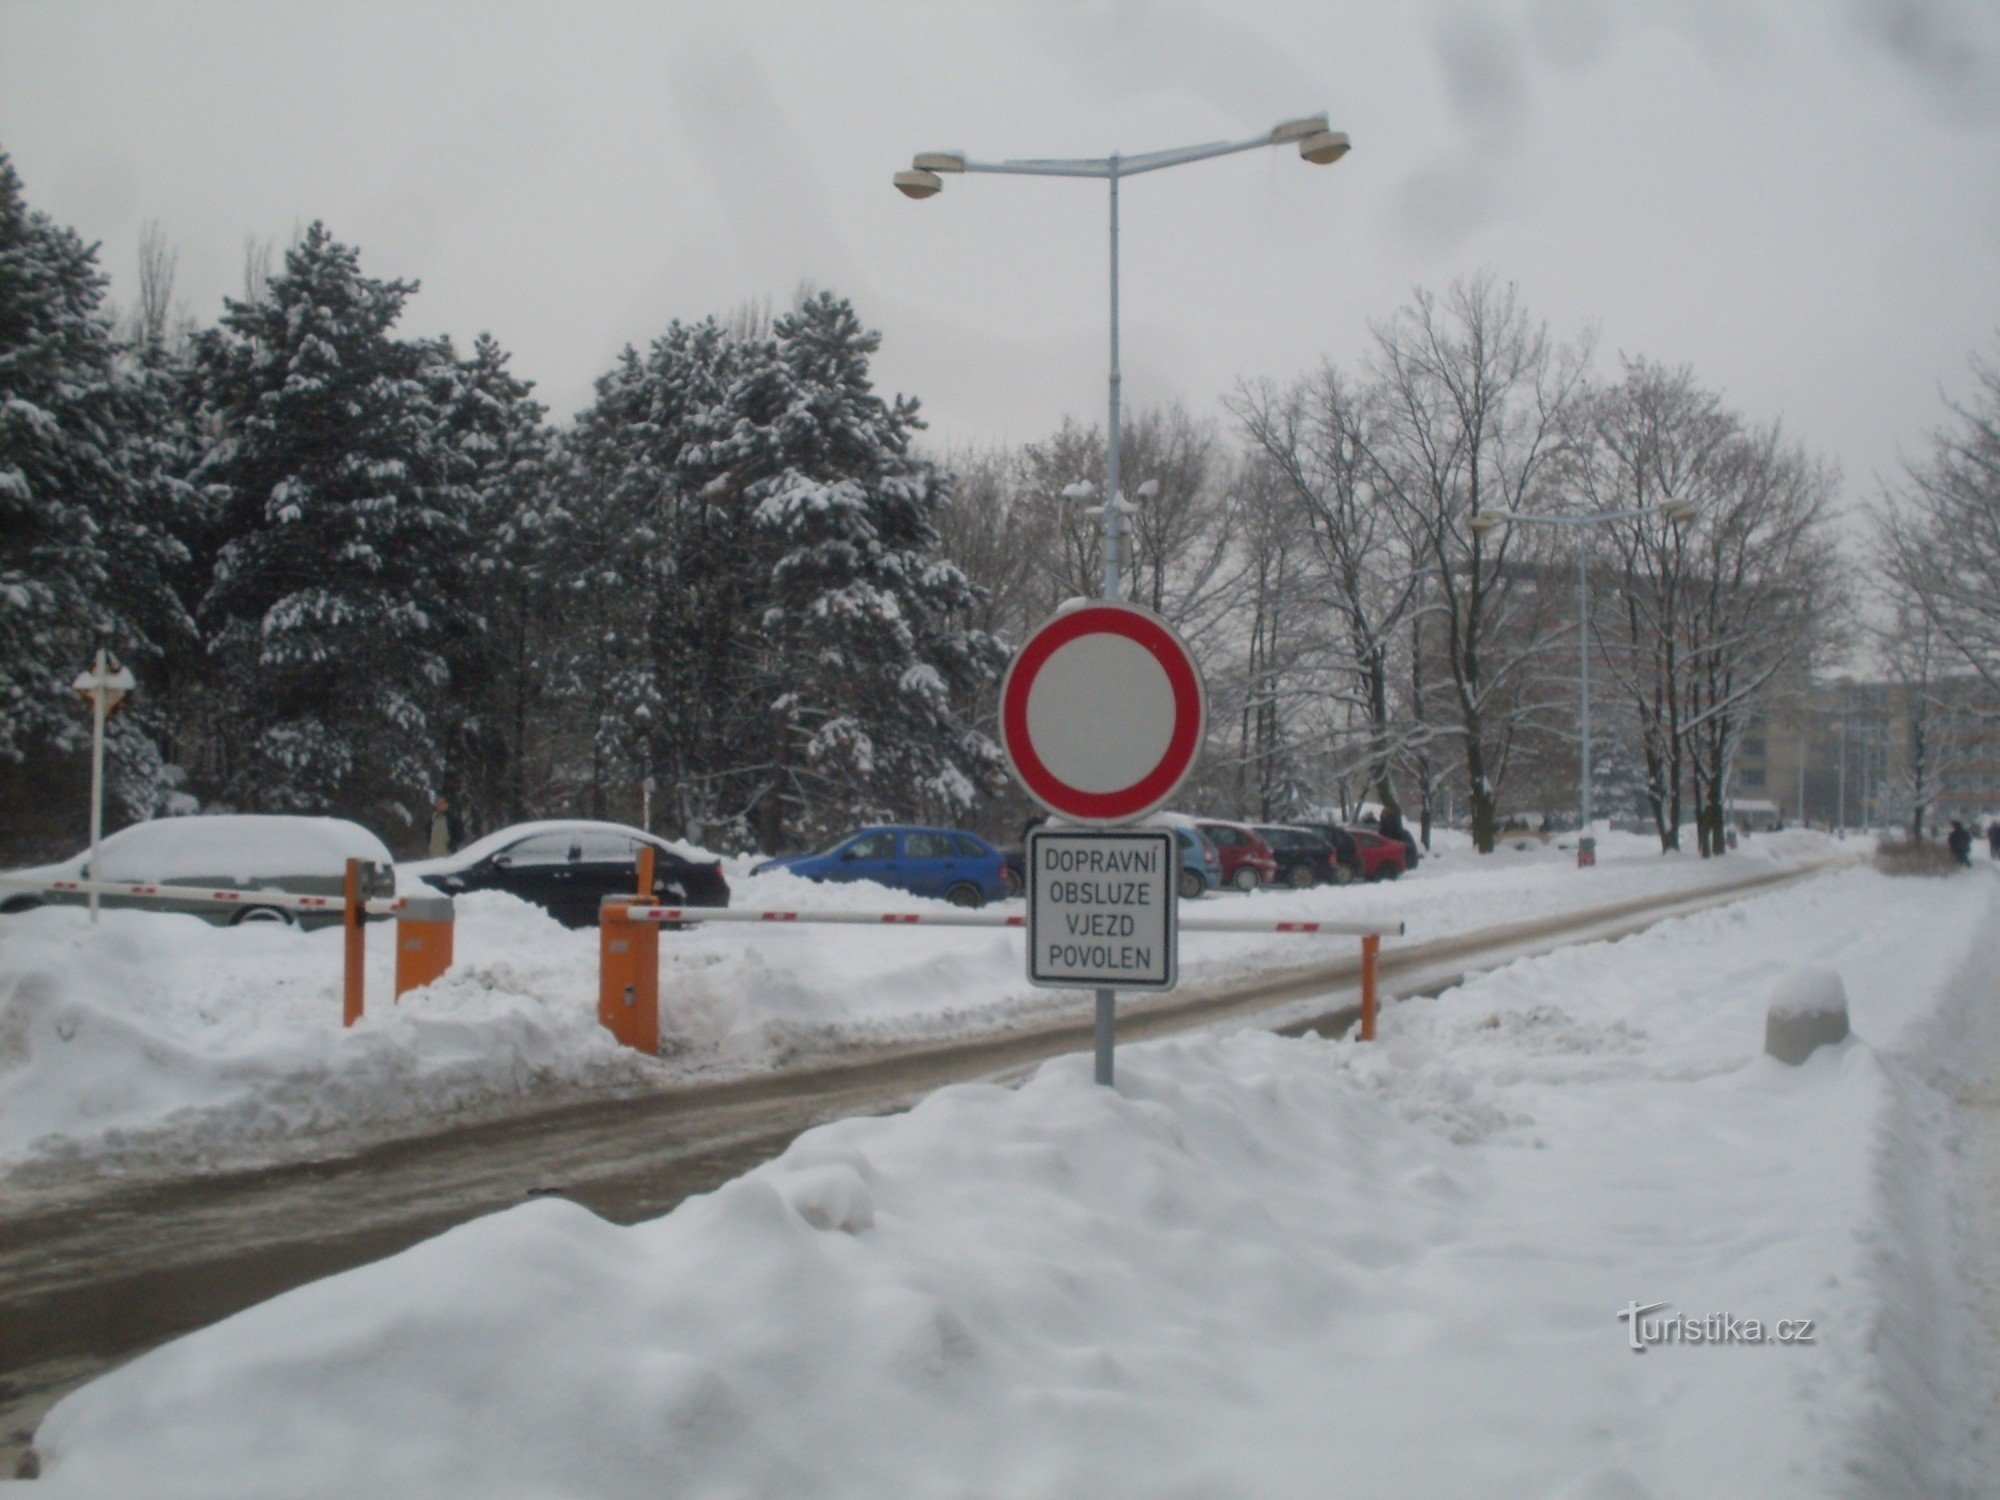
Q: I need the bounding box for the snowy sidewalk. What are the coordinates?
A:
[12,863,1996,1499]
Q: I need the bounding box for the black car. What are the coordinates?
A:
[1293,823,1363,885]
[411,821,729,929]
[1253,825,1350,889]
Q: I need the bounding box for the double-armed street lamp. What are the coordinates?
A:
[895,115,1350,606]
[1470,500,1701,863]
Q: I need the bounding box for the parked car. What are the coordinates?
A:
[1164,821,1222,899]
[0,814,396,929]
[1194,819,1279,892]
[1293,822,1363,885]
[752,826,1009,908]
[1346,827,1409,881]
[408,820,728,929]
[1253,825,1349,889]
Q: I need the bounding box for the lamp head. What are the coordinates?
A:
[1270,113,1329,144]
[894,169,943,200]
[1468,512,1509,536]
[1299,130,1351,165]
[1659,499,1700,524]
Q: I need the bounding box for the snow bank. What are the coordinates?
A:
[0,829,1841,1178]
[20,865,1996,1498]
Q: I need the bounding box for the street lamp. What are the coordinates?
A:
[1469,499,1699,864]
[896,114,1350,606]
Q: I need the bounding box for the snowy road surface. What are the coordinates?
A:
[11,860,2000,1497]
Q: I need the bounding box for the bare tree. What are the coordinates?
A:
[1679,426,1842,855]
[1231,365,1427,814]
[1574,360,1736,850]
[1360,274,1591,852]
[1879,343,2000,700]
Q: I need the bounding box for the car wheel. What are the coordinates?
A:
[231,905,294,926]
[1232,866,1260,893]
[1331,864,1356,887]
[945,882,984,909]
[1286,865,1315,890]
[1178,869,1204,900]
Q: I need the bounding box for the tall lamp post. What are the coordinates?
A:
[1471,500,1700,865]
[895,115,1349,605]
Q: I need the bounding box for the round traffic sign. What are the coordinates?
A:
[1000,602,1206,824]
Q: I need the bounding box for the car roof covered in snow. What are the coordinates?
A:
[10,814,397,883]
[402,820,718,876]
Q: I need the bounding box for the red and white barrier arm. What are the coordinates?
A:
[0,874,408,917]
[615,904,1026,929]
[612,904,1403,938]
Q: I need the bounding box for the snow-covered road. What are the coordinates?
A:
[0,829,1838,1182]
[12,860,1998,1498]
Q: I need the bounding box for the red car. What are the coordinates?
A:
[1345,827,1408,881]
[1195,820,1279,892]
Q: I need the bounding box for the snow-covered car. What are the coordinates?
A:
[405,821,729,929]
[0,814,396,928]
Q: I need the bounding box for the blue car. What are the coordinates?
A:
[752,826,1010,908]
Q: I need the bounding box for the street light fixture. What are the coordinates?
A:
[895,113,1350,604]
[1464,500,1700,864]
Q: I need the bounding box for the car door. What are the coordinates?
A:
[902,830,959,897]
[570,830,644,922]
[831,831,898,887]
[485,832,580,920]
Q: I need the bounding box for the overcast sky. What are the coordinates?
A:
[5,0,2000,502]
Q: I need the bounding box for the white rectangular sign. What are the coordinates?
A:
[1026,827,1178,991]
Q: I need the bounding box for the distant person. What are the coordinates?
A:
[1948,820,1973,867]
[1378,805,1406,843]
[1989,820,2000,860]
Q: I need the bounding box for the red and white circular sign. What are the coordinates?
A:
[1000,602,1206,825]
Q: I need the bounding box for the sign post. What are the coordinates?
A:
[1000,602,1205,1086]
[72,648,136,925]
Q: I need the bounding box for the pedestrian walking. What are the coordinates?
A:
[1988,820,2000,861]
[1948,819,1973,867]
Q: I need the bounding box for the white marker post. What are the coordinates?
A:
[1000,602,1206,1086]
[71,648,136,925]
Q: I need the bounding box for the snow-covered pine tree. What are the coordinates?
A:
[0,154,127,763]
[560,318,792,836]
[0,153,201,848]
[421,332,551,834]
[751,290,1005,844]
[194,223,466,829]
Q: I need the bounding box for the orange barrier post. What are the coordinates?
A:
[636,843,655,899]
[1359,933,1380,1041]
[342,858,366,1027]
[394,894,456,999]
[598,900,659,1054]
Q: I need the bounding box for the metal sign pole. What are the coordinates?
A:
[1095,988,1115,1085]
[86,650,108,925]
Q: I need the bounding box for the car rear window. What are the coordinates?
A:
[950,834,987,858]
[905,832,956,858]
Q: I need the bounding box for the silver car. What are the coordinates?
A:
[0,815,396,929]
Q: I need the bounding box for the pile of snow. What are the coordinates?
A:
[21,866,1997,1498]
[0,829,1844,1179]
